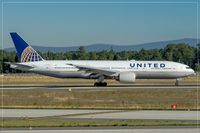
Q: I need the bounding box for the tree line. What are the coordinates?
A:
[1,43,200,73]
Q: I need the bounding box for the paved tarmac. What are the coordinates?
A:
[1,109,199,121]
[1,126,200,133]
[67,110,199,121]
[1,109,199,132]
[2,85,198,90]
[1,109,115,118]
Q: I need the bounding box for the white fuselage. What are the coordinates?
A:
[17,60,195,80]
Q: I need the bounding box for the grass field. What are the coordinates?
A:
[1,74,200,128]
[1,88,199,110]
[2,118,198,128]
[1,74,199,86]
[1,74,200,109]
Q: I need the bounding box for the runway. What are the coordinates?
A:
[2,109,199,121]
[2,85,198,90]
[1,109,116,118]
[66,110,199,121]
[2,109,199,132]
[1,126,200,133]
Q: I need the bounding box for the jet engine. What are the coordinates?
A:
[118,72,136,83]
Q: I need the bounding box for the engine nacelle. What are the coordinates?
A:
[118,72,136,83]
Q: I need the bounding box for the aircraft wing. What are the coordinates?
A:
[67,63,118,76]
[5,62,34,70]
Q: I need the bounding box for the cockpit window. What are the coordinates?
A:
[186,67,190,69]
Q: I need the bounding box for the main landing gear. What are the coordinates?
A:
[94,82,107,86]
[94,76,108,87]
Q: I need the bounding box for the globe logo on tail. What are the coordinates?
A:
[21,46,43,62]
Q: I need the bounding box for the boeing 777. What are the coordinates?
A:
[7,32,195,86]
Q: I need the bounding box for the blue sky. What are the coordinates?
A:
[0,0,199,49]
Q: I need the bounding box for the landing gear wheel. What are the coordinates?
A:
[94,82,98,86]
[103,82,107,86]
[175,78,181,86]
[94,82,107,87]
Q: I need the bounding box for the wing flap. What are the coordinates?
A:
[67,63,117,76]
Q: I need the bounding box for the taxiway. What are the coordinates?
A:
[2,85,198,90]
[1,126,200,133]
[1,109,199,122]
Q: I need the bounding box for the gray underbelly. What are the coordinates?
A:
[135,71,188,79]
[34,71,91,78]
[33,70,190,79]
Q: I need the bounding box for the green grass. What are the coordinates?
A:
[2,118,199,128]
[1,74,199,128]
[1,88,199,110]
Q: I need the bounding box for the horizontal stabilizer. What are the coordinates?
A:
[5,62,34,71]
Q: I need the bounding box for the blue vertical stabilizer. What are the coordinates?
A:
[10,32,44,62]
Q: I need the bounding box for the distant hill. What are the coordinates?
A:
[4,38,199,52]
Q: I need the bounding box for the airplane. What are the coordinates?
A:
[7,32,195,86]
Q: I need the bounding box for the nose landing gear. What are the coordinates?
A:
[175,78,182,86]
